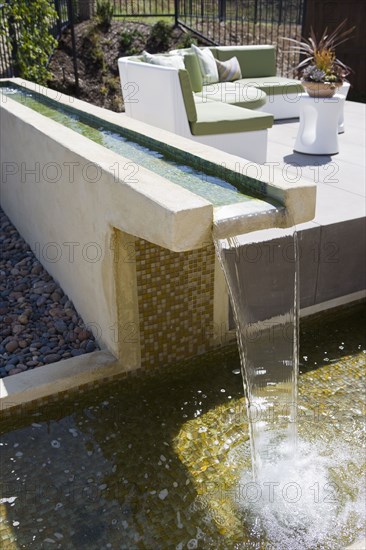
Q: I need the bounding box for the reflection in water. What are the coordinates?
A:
[0,306,364,547]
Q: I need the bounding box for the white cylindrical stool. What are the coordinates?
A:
[337,81,350,133]
[294,93,345,155]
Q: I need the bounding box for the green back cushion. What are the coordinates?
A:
[183,53,203,93]
[216,46,276,78]
[178,69,197,123]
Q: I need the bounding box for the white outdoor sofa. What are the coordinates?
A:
[118,45,304,164]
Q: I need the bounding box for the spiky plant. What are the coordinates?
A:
[284,20,355,83]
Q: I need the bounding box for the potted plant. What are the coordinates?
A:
[285,20,355,98]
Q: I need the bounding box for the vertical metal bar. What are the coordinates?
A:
[8,5,17,76]
[301,0,307,39]
[218,0,225,22]
[174,0,179,26]
[55,0,62,38]
[0,5,7,76]
[67,0,79,92]
[0,5,4,76]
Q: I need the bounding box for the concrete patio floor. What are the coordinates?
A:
[235,99,366,314]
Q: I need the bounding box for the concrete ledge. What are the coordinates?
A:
[214,202,286,239]
[0,350,123,412]
[1,78,317,229]
[300,291,366,318]
[346,538,366,549]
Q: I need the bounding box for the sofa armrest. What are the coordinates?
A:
[118,57,196,135]
[178,69,197,122]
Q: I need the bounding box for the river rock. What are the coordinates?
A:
[36,296,47,307]
[5,339,18,353]
[13,324,25,335]
[0,207,99,378]
[44,353,61,364]
[54,320,67,334]
[18,314,29,325]
[86,341,96,353]
[8,368,23,375]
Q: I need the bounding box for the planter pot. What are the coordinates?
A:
[301,80,343,98]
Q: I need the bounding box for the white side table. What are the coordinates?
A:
[338,81,350,134]
[294,93,345,155]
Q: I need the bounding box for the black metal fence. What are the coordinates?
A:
[0,0,72,78]
[1,0,306,80]
[51,0,73,38]
[176,0,306,75]
[114,0,306,75]
[112,0,175,18]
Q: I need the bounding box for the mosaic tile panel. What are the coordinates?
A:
[135,239,216,369]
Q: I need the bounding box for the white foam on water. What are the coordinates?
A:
[237,438,365,549]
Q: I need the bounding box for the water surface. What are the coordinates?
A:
[0,303,365,549]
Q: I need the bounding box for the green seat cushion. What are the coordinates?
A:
[183,53,203,93]
[215,46,277,78]
[198,83,267,110]
[238,76,304,95]
[178,69,197,122]
[191,102,273,135]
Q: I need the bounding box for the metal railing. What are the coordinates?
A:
[111,0,306,75]
[176,0,307,76]
[1,0,307,82]
[112,0,176,18]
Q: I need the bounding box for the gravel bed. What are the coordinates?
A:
[0,207,99,378]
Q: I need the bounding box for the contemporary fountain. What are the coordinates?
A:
[0,79,364,549]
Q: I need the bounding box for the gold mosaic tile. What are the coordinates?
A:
[135,239,216,369]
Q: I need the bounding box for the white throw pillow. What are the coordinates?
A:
[190,44,219,84]
[143,51,185,70]
[215,56,242,82]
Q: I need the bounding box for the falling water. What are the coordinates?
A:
[213,223,365,547]
[214,222,299,480]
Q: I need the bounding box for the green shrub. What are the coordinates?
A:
[146,20,173,53]
[177,32,197,49]
[96,0,114,29]
[83,25,105,70]
[119,29,144,56]
[104,76,120,93]
[1,0,57,85]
